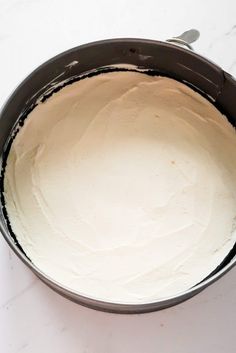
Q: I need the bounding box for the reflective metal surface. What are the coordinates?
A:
[0,37,236,313]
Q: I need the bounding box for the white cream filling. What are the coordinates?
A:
[4,71,236,303]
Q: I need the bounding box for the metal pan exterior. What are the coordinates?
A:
[0,38,236,313]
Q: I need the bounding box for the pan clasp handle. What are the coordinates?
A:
[166,29,200,50]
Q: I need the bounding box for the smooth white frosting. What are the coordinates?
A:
[4,71,236,303]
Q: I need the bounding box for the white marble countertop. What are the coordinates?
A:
[1,0,236,352]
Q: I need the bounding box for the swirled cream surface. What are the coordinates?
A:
[4,71,236,303]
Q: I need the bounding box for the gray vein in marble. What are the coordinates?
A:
[229,61,236,71]
[1,279,37,309]
[0,34,9,41]
[225,25,236,36]
[17,343,29,352]
[208,24,236,50]
[8,249,13,270]
[8,249,12,261]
